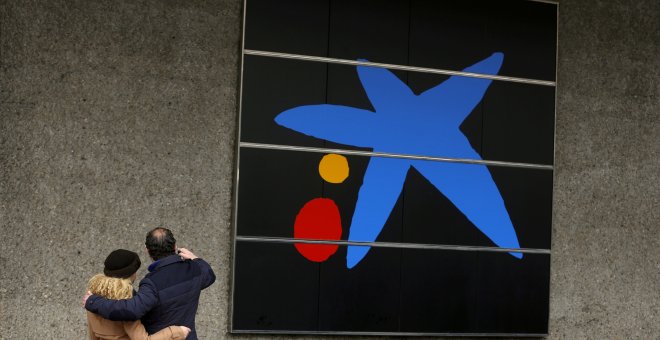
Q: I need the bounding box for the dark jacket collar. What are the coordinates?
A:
[147,254,181,272]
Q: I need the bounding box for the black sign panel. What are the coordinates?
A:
[233,0,556,336]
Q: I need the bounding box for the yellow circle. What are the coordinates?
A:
[319,154,349,184]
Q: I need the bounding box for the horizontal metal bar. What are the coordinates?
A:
[527,0,558,4]
[231,329,548,337]
[240,142,554,170]
[236,236,551,255]
[244,49,556,87]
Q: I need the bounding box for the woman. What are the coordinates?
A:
[86,249,190,340]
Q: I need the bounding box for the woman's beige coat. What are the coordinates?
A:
[87,311,186,340]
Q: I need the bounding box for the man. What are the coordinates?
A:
[85,227,215,340]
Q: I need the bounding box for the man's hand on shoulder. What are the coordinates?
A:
[177,247,198,260]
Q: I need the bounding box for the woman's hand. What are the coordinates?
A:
[179,326,191,337]
[177,248,198,260]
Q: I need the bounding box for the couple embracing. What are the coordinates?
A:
[83,227,216,339]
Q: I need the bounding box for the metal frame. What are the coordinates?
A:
[232,329,548,337]
[237,235,551,255]
[229,0,559,336]
[546,1,561,335]
[528,0,559,4]
[241,141,554,170]
[244,49,556,87]
[227,0,249,331]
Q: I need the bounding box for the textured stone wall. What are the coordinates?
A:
[0,0,241,338]
[0,0,657,339]
[551,1,659,338]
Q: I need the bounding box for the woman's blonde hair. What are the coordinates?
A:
[87,274,134,300]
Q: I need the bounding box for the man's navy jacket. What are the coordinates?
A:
[86,254,216,340]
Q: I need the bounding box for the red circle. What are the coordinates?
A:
[293,198,342,262]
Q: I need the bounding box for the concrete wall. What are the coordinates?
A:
[551,1,659,338]
[0,0,240,338]
[0,0,657,339]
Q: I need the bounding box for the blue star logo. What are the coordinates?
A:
[275,53,522,268]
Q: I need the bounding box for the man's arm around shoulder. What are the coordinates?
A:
[85,277,158,321]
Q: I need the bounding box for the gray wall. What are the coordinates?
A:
[552,1,659,338]
[0,0,657,339]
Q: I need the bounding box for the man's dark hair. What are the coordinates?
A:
[145,227,177,260]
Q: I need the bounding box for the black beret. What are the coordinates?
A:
[104,249,141,278]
